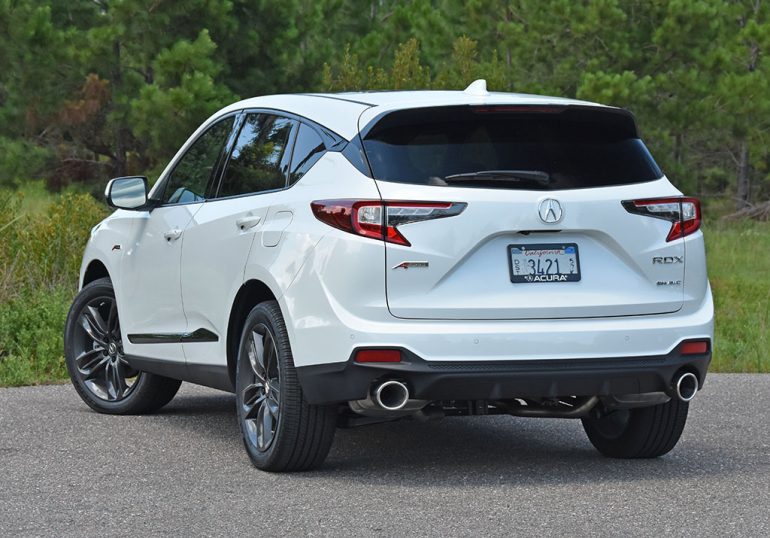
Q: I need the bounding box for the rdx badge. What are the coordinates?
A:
[652,256,683,264]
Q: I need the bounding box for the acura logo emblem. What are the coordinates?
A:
[538,199,563,223]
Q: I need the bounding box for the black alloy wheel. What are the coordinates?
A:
[235,301,337,472]
[239,323,282,452]
[64,278,182,414]
[71,294,139,401]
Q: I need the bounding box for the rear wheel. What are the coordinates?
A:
[235,301,336,472]
[64,277,181,414]
[581,398,689,458]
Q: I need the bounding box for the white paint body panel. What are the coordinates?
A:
[378,177,686,319]
[119,204,202,363]
[78,90,713,385]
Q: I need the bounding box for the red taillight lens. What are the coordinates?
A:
[622,197,701,242]
[668,198,701,241]
[354,349,402,363]
[680,340,709,355]
[311,199,466,246]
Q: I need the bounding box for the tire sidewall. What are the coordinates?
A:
[236,302,298,469]
[64,278,149,414]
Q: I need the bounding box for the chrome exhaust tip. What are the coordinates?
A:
[373,380,410,411]
[675,372,699,402]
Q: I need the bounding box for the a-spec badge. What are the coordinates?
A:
[392,261,429,270]
[538,199,563,224]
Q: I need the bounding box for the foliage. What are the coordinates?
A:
[0,189,107,386]
[706,220,770,372]
[1,0,769,208]
[130,29,237,169]
[0,191,107,301]
[0,285,71,387]
[0,138,50,189]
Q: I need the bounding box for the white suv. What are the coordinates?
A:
[64,81,713,471]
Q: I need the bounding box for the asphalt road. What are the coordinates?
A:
[1,374,768,537]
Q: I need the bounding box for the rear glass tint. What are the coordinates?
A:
[361,106,663,190]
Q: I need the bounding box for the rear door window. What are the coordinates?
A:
[217,113,297,198]
[361,106,663,190]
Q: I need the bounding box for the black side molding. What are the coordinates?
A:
[125,355,233,393]
[127,328,219,344]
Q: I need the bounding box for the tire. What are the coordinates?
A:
[235,301,336,472]
[64,277,181,415]
[581,398,689,458]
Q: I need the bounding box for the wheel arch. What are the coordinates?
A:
[226,279,280,388]
[82,259,111,288]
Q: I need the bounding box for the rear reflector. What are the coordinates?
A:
[622,197,701,242]
[680,341,709,355]
[354,349,402,363]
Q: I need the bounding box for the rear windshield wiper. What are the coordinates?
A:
[443,170,551,186]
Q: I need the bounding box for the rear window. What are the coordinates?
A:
[361,106,663,190]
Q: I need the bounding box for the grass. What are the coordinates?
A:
[706,220,770,372]
[1,184,107,387]
[0,287,71,386]
[17,180,59,216]
[0,184,768,387]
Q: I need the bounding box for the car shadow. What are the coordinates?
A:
[321,416,727,485]
[145,388,743,487]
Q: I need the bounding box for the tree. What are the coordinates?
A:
[1,0,769,211]
[715,0,770,209]
[0,0,88,187]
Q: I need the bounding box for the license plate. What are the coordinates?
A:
[508,243,581,283]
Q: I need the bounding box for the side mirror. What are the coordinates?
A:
[105,176,149,210]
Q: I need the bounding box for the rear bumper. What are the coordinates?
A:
[296,345,711,405]
[282,268,714,369]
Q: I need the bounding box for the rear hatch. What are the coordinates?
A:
[359,105,685,320]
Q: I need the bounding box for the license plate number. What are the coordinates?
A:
[508,243,581,283]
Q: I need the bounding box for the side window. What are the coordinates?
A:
[289,123,326,185]
[161,116,234,205]
[217,113,297,198]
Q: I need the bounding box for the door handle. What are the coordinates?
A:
[164,228,183,242]
[236,215,261,231]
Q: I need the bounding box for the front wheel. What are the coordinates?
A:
[235,301,336,472]
[581,398,689,458]
[64,277,181,414]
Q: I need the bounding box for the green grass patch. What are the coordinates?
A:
[0,286,71,386]
[17,180,93,216]
[18,180,56,216]
[1,188,106,387]
[706,220,770,372]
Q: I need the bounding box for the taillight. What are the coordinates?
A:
[622,197,701,242]
[311,199,466,246]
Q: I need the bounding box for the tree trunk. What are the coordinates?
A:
[736,141,750,211]
[735,2,759,211]
[674,132,682,167]
[112,39,127,178]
